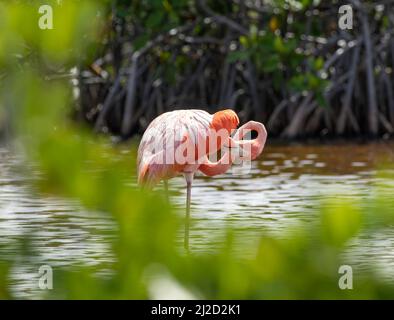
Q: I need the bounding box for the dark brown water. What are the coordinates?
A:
[1,142,394,298]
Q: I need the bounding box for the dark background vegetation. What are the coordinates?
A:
[73,0,394,140]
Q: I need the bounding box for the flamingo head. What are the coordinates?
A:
[210,109,239,134]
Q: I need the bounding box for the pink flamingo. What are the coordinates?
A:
[137,109,267,249]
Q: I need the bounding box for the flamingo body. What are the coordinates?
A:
[138,109,214,185]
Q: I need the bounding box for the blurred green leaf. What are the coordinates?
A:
[321,200,362,247]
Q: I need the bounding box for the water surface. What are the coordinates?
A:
[1,142,394,298]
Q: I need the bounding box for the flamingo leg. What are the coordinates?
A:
[184,173,194,252]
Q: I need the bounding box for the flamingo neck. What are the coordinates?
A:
[198,151,233,177]
[229,121,267,160]
[198,121,267,177]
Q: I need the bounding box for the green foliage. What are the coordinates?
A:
[0,1,394,300]
[110,0,331,101]
[320,200,362,247]
[117,0,191,48]
[228,28,329,103]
